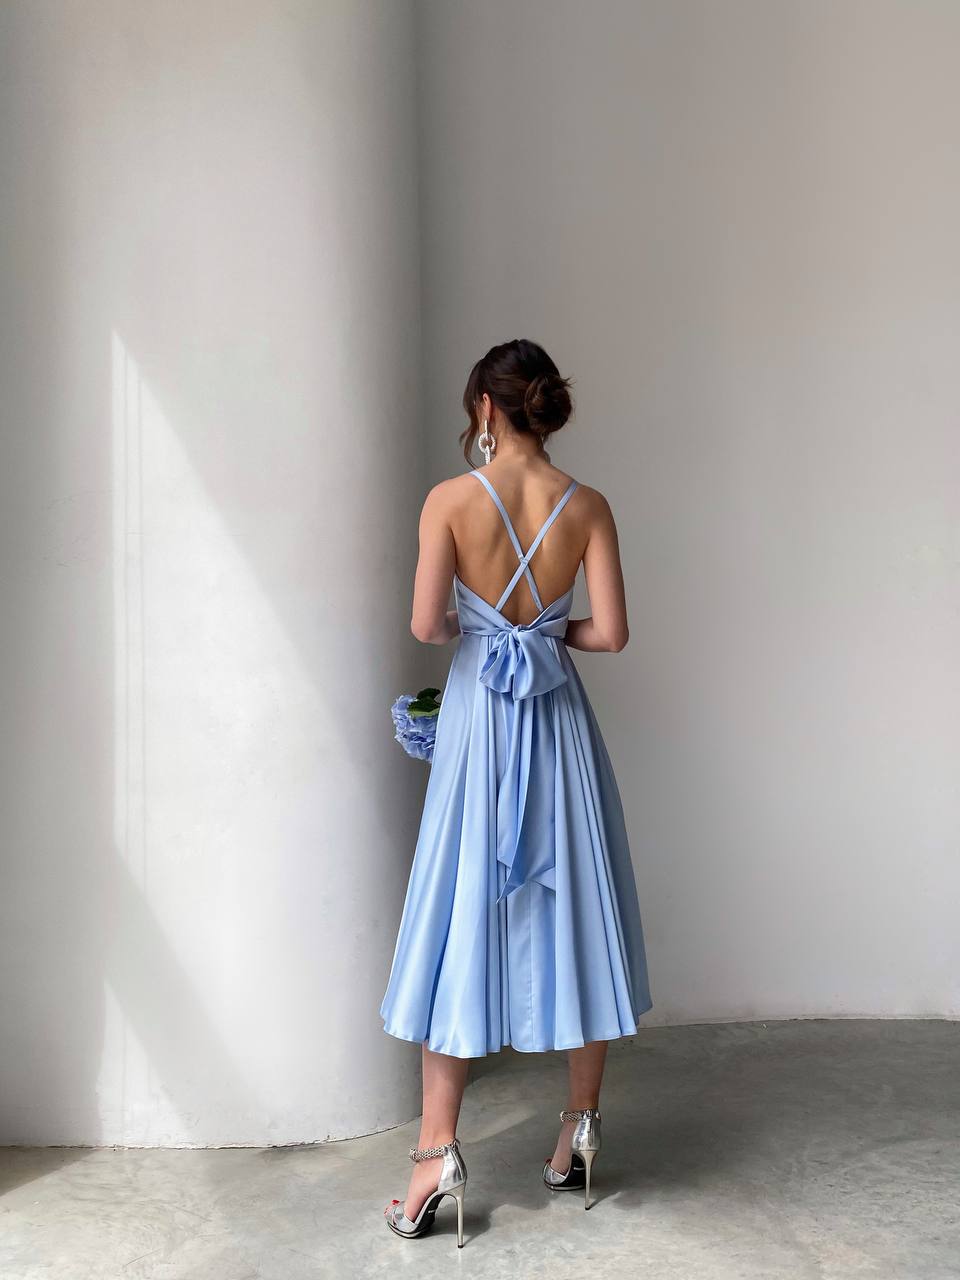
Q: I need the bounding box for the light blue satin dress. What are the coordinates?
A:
[379,470,653,1057]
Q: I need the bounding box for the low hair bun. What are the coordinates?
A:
[459,338,576,464]
[524,371,573,435]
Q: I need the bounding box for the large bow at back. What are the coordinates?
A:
[478,620,568,700]
[455,577,573,702]
[454,577,576,902]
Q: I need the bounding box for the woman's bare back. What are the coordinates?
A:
[448,462,593,626]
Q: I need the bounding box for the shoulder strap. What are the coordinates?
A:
[470,471,544,610]
[470,471,524,554]
[469,471,579,614]
[493,480,577,612]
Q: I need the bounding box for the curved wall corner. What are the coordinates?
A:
[0,0,425,1145]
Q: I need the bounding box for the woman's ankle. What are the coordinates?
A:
[415,1133,455,1150]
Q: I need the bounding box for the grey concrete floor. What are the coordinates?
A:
[1,1020,958,1280]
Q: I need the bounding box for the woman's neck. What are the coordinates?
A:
[488,431,545,464]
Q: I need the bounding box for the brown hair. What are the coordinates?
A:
[459,338,574,467]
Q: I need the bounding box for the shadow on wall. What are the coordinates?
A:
[3,318,427,1148]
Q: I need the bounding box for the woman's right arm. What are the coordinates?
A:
[410,481,461,645]
[564,490,629,653]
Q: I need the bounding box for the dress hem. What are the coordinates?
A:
[380,1001,654,1059]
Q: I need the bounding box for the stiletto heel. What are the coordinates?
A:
[579,1145,598,1210]
[542,1107,602,1209]
[450,1178,465,1247]
[384,1136,468,1249]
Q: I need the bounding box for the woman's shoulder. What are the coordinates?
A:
[566,475,606,504]
[550,472,611,521]
[422,466,613,522]
[420,471,477,513]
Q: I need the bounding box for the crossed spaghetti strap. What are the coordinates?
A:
[470,470,578,614]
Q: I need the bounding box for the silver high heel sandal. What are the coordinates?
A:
[542,1107,602,1209]
[384,1136,468,1248]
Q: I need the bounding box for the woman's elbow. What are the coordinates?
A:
[411,614,442,644]
[410,615,431,643]
[606,625,629,653]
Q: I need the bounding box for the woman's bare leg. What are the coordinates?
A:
[548,1039,608,1174]
[402,1045,470,1218]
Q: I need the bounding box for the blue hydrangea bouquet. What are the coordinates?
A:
[390,686,442,763]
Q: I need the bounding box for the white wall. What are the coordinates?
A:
[0,1,429,1145]
[418,0,960,1021]
[2,0,958,1151]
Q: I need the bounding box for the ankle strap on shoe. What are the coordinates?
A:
[560,1108,601,1122]
[408,1136,459,1162]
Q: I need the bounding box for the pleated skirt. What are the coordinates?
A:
[379,633,653,1057]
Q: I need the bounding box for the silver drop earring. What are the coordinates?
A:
[477,418,496,466]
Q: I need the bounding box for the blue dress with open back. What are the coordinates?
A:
[379,469,653,1056]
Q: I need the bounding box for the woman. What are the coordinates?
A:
[380,338,653,1247]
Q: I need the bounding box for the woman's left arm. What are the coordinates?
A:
[410,483,461,645]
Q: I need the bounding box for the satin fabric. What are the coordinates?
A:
[379,474,653,1057]
[475,600,569,701]
[459,576,573,905]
